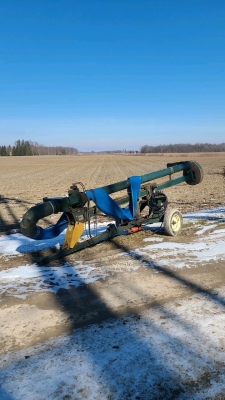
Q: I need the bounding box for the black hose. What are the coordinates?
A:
[20,200,61,239]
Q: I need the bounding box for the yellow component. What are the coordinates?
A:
[63,222,84,249]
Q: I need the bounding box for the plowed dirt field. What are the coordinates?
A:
[1,153,224,233]
[1,153,225,399]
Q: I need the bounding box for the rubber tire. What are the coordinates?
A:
[183,161,204,185]
[164,208,183,236]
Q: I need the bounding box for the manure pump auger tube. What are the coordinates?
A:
[20,160,203,262]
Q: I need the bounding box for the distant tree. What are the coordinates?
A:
[140,142,225,153]
[1,139,78,155]
[0,146,7,156]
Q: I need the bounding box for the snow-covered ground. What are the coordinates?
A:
[1,289,225,400]
[0,209,225,299]
[0,208,225,399]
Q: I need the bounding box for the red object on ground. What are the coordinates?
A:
[127,226,143,234]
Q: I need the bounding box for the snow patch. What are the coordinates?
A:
[1,287,225,398]
[0,262,108,297]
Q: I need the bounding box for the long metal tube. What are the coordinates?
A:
[100,161,192,194]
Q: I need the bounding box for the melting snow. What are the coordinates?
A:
[1,208,225,398]
[0,209,225,297]
[1,288,225,399]
[0,262,108,298]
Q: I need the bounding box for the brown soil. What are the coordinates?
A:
[1,153,224,232]
[0,153,225,353]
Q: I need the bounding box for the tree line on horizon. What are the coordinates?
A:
[140,142,225,153]
[1,140,225,156]
[0,140,78,156]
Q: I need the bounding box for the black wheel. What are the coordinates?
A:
[164,208,183,236]
[183,161,204,185]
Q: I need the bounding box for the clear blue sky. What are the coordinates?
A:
[1,0,225,151]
